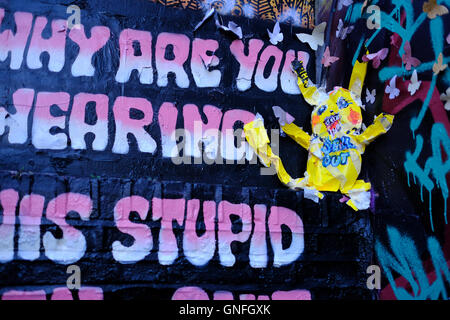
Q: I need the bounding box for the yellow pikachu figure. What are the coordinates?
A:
[244,59,394,211]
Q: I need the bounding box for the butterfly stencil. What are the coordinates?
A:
[408,70,422,96]
[385,75,400,100]
[296,22,326,51]
[267,21,283,45]
[423,0,449,19]
[215,16,242,39]
[336,19,354,40]
[362,48,389,69]
[433,52,448,75]
[440,88,450,111]
[337,0,353,11]
[321,47,340,67]
[402,41,421,71]
[365,88,376,104]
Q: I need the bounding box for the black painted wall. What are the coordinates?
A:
[0,0,378,300]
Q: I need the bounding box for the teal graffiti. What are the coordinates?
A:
[354,0,449,231]
[404,123,450,232]
[354,0,450,65]
[379,58,450,81]
[376,226,450,300]
[369,0,445,133]
[443,69,450,86]
[410,75,437,136]
[345,0,380,24]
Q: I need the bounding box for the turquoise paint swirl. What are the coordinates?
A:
[376,226,450,299]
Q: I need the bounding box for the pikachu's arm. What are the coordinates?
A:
[243,115,294,186]
[281,123,311,150]
[355,113,394,146]
[291,60,320,107]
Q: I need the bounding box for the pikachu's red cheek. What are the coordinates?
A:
[312,115,321,127]
[348,109,361,125]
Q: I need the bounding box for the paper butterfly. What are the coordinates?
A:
[362,48,389,69]
[365,88,376,104]
[267,21,283,45]
[408,70,422,96]
[385,75,400,100]
[433,52,448,75]
[337,0,353,11]
[336,19,354,40]
[423,0,449,19]
[390,33,401,48]
[402,41,421,71]
[273,106,295,126]
[194,7,215,32]
[296,22,326,51]
[215,16,243,39]
[321,46,340,67]
[440,88,450,111]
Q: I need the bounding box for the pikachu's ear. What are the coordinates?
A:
[291,60,304,75]
[348,57,368,97]
[360,46,370,62]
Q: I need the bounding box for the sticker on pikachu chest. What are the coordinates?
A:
[321,136,356,168]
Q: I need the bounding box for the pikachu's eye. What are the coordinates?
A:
[317,105,327,116]
[337,97,351,109]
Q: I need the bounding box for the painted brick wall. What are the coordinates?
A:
[0,0,376,300]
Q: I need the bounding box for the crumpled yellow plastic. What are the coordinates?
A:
[244,57,394,211]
